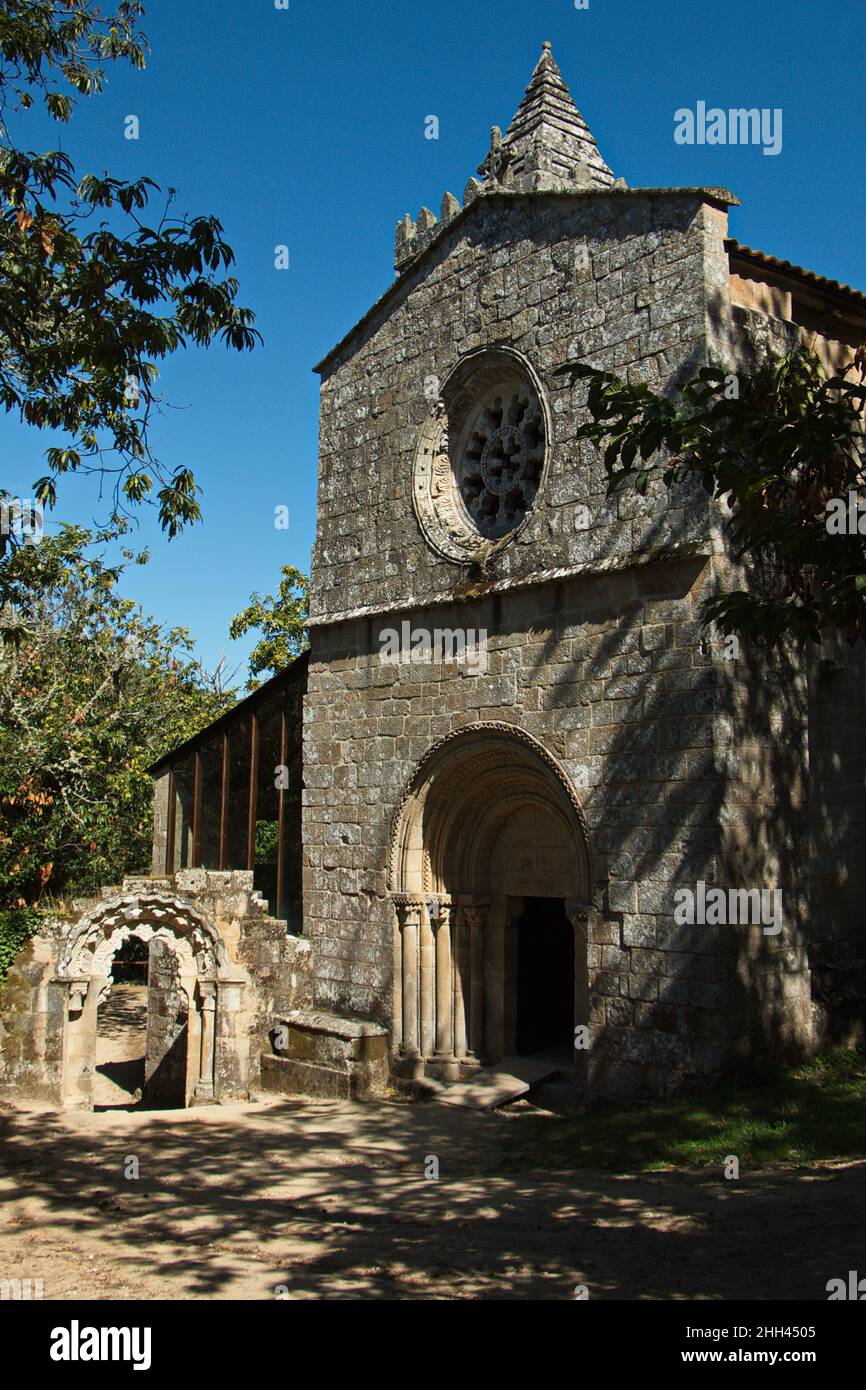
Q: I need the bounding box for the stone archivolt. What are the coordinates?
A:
[389,725,590,1078]
[390,722,592,888]
[58,892,227,986]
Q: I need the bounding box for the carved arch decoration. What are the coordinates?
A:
[389,722,591,898]
[58,892,228,992]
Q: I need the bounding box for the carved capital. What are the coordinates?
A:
[393,894,424,930]
[198,980,217,1010]
[428,895,452,929]
[565,898,593,937]
[66,978,90,1014]
[460,896,491,931]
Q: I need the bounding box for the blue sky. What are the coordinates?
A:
[4,0,865,678]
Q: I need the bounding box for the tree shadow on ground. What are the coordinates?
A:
[0,1097,862,1301]
[93,1056,145,1105]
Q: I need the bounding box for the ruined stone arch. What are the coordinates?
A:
[58,892,228,989]
[56,892,231,1110]
[389,724,592,1079]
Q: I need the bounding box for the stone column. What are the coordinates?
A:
[62,976,102,1111]
[419,900,435,1060]
[194,981,216,1101]
[391,906,403,1058]
[394,898,422,1069]
[433,899,458,1080]
[212,977,246,1098]
[452,903,470,1063]
[463,898,489,1063]
[566,899,592,1089]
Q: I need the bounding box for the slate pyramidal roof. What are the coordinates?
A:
[392,42,735,277]
[497,39,616,193]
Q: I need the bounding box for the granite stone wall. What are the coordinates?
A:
[311,191,730,623]
[299,173,866,1094]
[302,187,756,1096]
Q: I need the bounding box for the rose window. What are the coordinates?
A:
[456,390,545,539]
[412,348,550,563]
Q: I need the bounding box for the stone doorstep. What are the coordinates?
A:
[432,1055,562,1111]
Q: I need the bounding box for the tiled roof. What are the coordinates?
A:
[727,239,866,309]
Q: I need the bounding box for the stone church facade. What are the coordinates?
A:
[3,44,865,1109]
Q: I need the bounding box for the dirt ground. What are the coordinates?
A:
[0,1090,862,1300]
[93,984,147,1109]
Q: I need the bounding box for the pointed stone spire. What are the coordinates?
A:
[494,41,616,193]
[393,44,620,275]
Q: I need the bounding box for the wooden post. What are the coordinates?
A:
[246,714,259,871]
[218,732,229,870]
[165,769,176,874]
[192,750,202,868]
[275,705,288,920]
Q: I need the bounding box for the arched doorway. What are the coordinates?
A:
[94,935,149,1109]
[56,892,230,1111]
[389,724,592,1081]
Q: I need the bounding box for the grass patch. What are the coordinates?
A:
[498,1050,866,1172]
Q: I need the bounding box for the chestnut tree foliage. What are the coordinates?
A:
[0,0,259,575]
[557,345,866,645]
[229,564,310,687]
[0,524,236,908]
[0,3,259,920]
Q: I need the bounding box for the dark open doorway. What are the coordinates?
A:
[516,896,574,1055]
